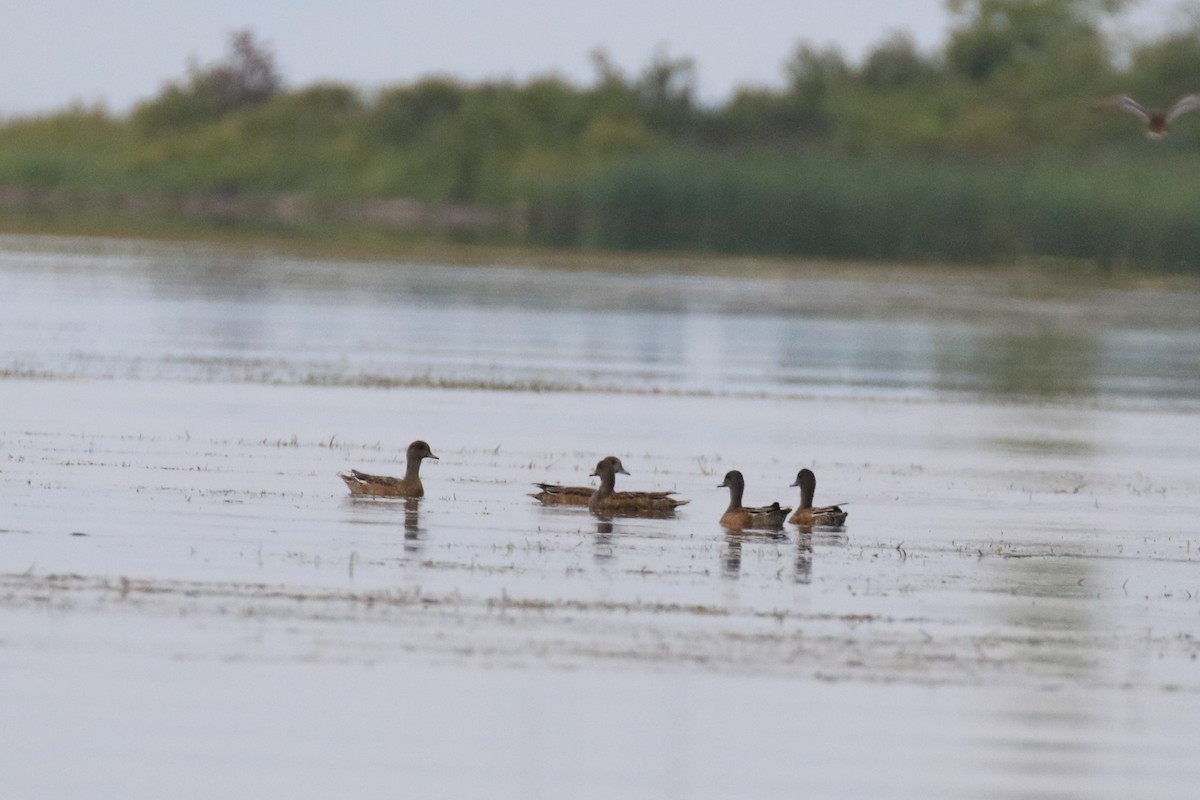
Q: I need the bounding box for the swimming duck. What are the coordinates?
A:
[1092,94,1200,139]
[338,440,438,498]
[787,468,848,526]
[718,470,790,530]
[587,456,689,515]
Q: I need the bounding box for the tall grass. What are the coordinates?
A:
[523,150,1200,270]
[0,110,132,188]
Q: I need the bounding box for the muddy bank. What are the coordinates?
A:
[0,184,515,233]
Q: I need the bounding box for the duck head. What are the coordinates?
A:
[590,456,630,479]
[407,440,439,461]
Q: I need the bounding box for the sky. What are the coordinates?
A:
[0,0,1183,117]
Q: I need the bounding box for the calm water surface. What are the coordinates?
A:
[2,235,1199,799]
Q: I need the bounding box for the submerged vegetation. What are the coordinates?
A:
[4,0,1200,269]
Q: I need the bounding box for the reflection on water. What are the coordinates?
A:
[986,434,1099,459]
[795,532,813,585]
[403,497,423,553]
[937,326,1099,400]
[3,238,1200,406]
[341,495,426,554]
[977,556,1105,794]
[594,519,615,563]
[721,530,791,580]
[719,530,813,584]
[5,237,1200,799]
[996,558,1101,677]
[794,526,850,548]
[589,515,688,564]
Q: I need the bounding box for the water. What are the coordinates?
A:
[2,235,1199,798]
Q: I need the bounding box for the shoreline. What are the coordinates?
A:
[3,219,1198,296]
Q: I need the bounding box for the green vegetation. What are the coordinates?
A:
[526,150,1200,268]
[5,1,1200,270]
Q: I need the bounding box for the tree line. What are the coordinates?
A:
[3,0,1200,269]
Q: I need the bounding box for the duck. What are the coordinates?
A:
[787,468,848,526]
[1092,94,1200,139]
[587,456,689,515]
[717,470,790,530]
[338,440,438,498]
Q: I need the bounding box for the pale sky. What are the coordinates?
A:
[0,0,1182,116]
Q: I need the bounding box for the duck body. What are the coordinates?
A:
[718,470,790,530]
[788,505,848,526]
[339,440,438,498]
[587,456,689,516]
[720,503,789,530]
[591,490,689,515]
[787,468,848,526]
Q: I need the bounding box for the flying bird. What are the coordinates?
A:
[1092,94,1200,139]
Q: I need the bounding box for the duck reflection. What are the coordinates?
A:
[341,494,426,554]
[594,517,616,563]
[721,528,824,583]
[721,529,791,580]
[793,523,850,548]
[402,497,423,553]
[795,530,813,585]
[722,533,742,578]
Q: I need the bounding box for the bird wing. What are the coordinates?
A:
[350,469,403,488]
[604,491,688,506]
[1167,94,1200,122]
[533,483,593,497]
[812,504,848,521]
[747,503,792,516]
[1093,94,1149,121]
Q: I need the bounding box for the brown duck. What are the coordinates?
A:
[587,456,688,515]
[718,470,790,530]
[1092,94,1200,139]
[787,468,848,527]
[338,440,438,498]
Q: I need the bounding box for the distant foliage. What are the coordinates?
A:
[861,32,937,89]
[134,30,283,135]
[945,0,1129,81]
[370,79,467,143]
[6,4,1200,269]
[0,108,129,187]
